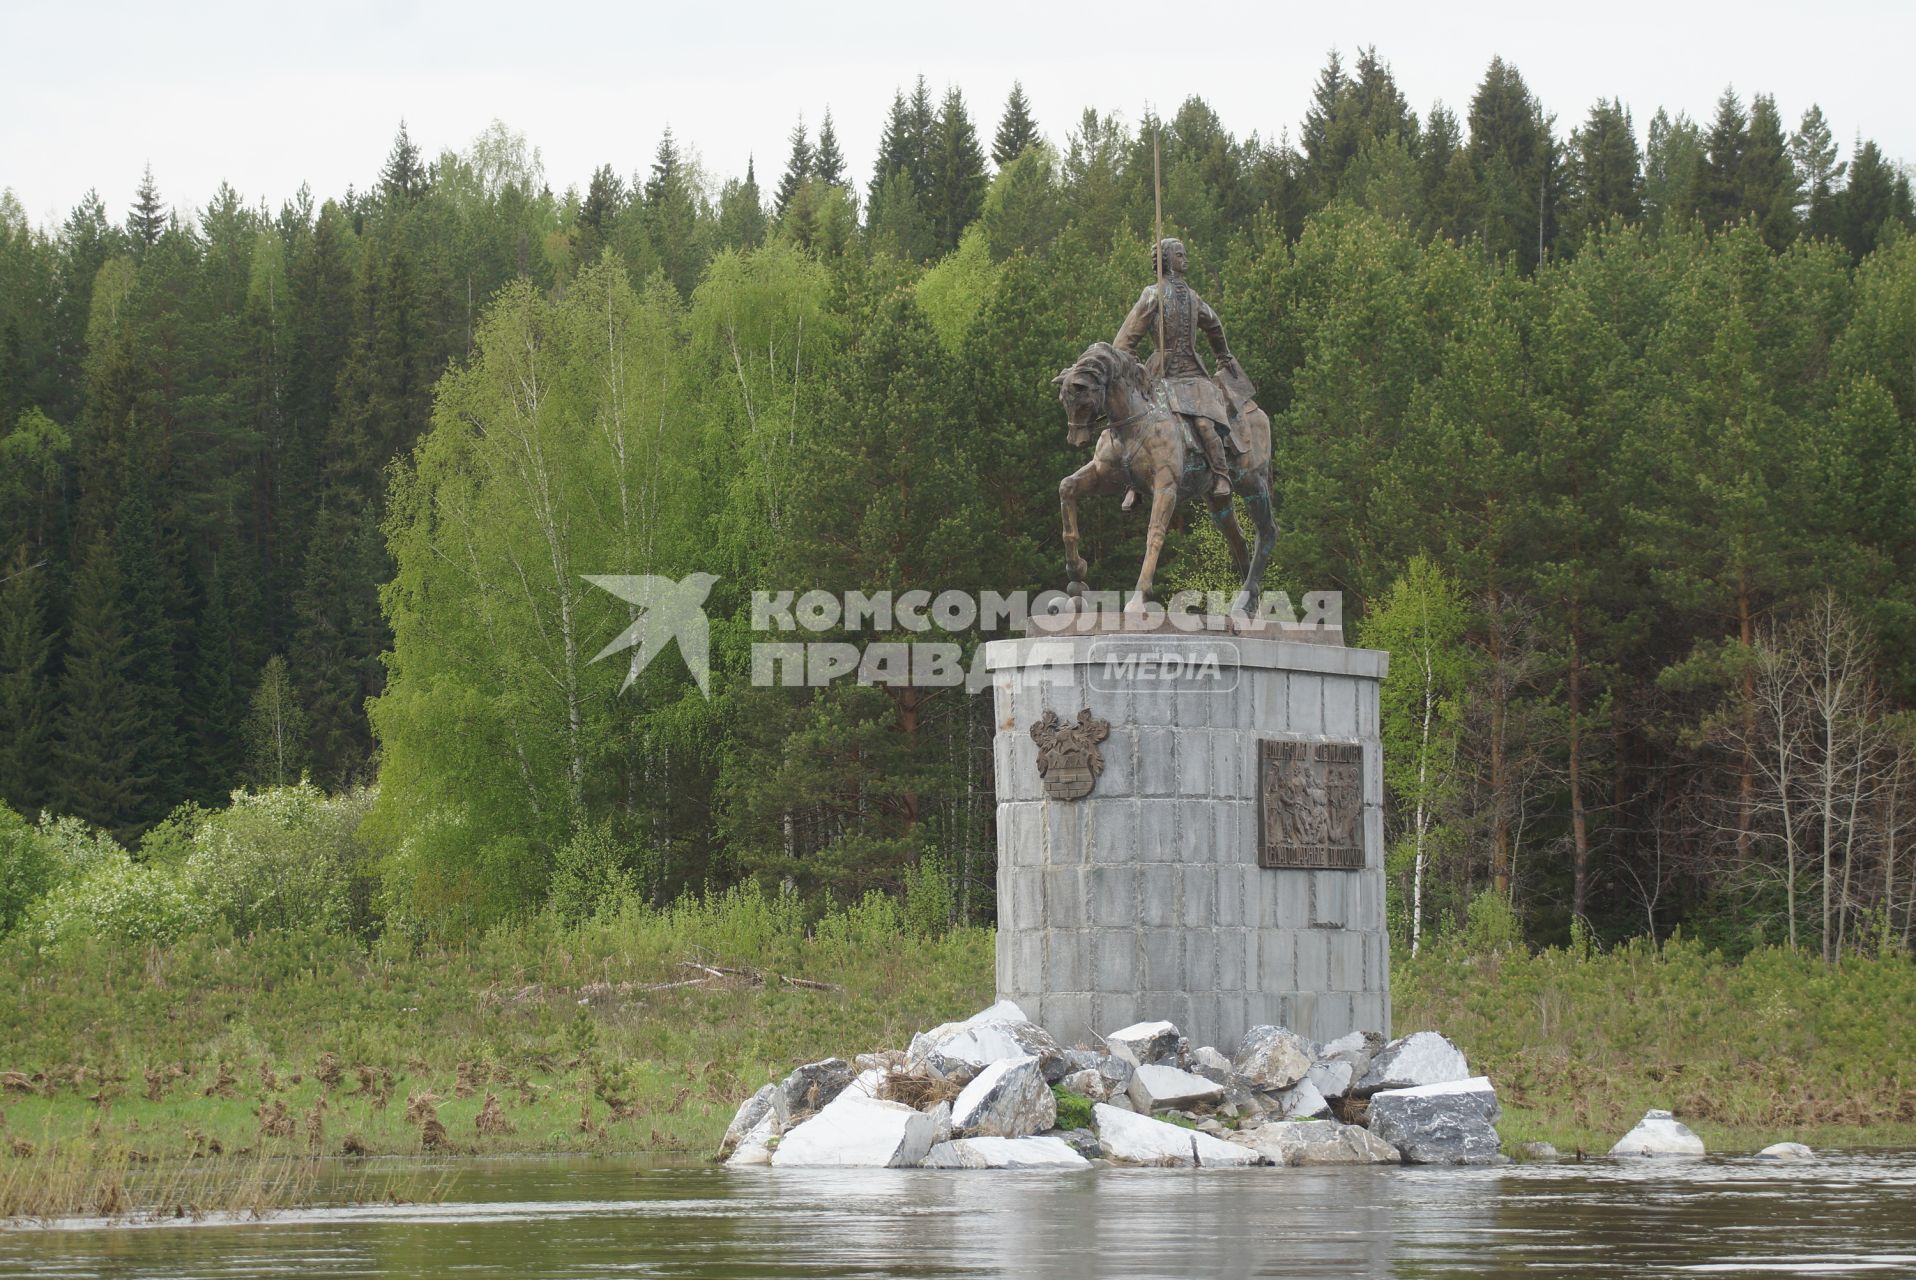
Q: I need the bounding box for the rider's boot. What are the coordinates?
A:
[1197,418,1231,496]
[1122,488,1138,511]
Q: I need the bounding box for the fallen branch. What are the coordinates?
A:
[779,974,841,992]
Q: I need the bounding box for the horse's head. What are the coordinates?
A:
[1053,343,1117,448]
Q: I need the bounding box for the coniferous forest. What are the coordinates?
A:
[4,54,1916,959]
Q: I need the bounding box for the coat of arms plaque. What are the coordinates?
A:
[1030,708,1111,801]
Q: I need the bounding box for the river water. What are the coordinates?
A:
[4,1152,1914,1278]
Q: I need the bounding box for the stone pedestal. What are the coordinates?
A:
[985,624,1390,1053]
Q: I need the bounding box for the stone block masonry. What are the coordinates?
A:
[985,629,1391,1053]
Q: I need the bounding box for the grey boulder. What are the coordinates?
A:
[1365,1076,1504,1165]
[1237,1119,1400,1166]
[719,1083,777,1159]
[923,1135,1090,1169]
[1355,1031,1470,1096]
[1105,1020,1182,1067]
[1129,1062,1226,1111]
[950,1054,1056,1138]
[908,1001,1066,1083]
[772,1058,855,1124]
[771,1091,942,1167]
[1275,1077,1333,1120]
[1609,1109,1705,1158]
[1093,1103,1266,1168]
[1234,1025,1316,1091]
[724,1109,779,1166]
[1059,1053,1134,1103]
[1308,1030,1383,1100]
[1756,1141,1815,1161]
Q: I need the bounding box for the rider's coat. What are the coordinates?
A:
[1113,277,1232,426]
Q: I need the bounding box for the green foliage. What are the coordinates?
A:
[902,854,954,938]
[1458,888,1526,955]
[26,838,202,947]
[0,891,997,1160]
[8,77,1916,948]
[915,225,998,351]
[243,655,307,787]
[182,783,371,936]
[1398,937,1916,1148]
[1051,1085,1093,1130]
[550,822,648,925]
[0,804,56,933]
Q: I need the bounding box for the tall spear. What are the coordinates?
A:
[1153,123,1165,371]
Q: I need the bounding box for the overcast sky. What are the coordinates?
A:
[5,0,1912,228]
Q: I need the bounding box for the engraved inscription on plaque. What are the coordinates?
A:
[1258,739,1365,870]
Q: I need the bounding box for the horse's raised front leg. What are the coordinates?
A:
[1059,458,1107,593]
[1130,474,1179,612]
[1231,476,1279,616]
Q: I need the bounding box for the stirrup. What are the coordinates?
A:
[1210,472,1231,497]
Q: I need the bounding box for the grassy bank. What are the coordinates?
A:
[1396,937,1916,1154]
[2,898,1910,1210]
[0,886,993,1186]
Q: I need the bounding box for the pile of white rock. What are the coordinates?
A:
[719,1001,1515,1170]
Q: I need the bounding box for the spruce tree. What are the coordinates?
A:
[1301,49,1348,198]
[290,489,383,787]
[905,77,937,193]
[114,466,186,827]
[1644,108,1704,232]
[1420,104,1474,241]
[868,89,914,228]
[186,560,242,801]
[814,111,847,189]
[992,81,1039,166]
[1741,94,1800,249]
[0,547,54,812]
[128,165,166,249]
[1467,56,1555,270]
[643,128,704,295]
[381,121,426,201]
[928,87,988,254]
[774,117,813,218]
[1565,98,1643,247]
[1701,87,1748,226]
[1836,139,1908,262]
[577,163,625,265]
[53,533,145,837]
[717,157,768,250]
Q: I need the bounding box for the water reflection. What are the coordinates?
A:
[2,1153,1913,1279]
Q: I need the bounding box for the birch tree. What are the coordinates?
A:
[1363,555,1469,954]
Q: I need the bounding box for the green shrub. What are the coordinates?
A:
[183,784,371,936]
[1458,888,1525,956]
[902,854,954,938]
[0,805,56,934]
[1051,1085,1094,1130]
[815,890,904,958]
[28,848,203,945]
[549,822,639,925]
[17,814,203,946]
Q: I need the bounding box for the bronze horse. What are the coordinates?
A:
[1053,341,1277,614]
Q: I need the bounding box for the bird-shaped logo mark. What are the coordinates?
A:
[583,573,719,697]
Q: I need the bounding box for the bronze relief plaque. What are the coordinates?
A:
[1258,739,1365,869]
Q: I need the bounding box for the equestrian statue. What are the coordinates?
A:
[1052,236,1277,615]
